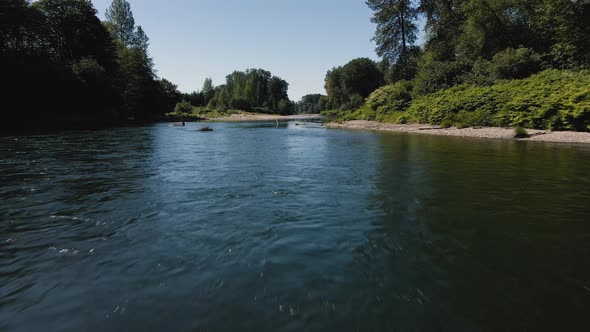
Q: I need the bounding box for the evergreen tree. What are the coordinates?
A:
[132,25,154,73]
[366,0,418,79]
[325,58,384,110]
[419,0,466,60]
[201,78,215,105]
[133,25,149,53]
[105,0,135,47]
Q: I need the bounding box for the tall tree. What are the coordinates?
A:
[133,25,149,53]
[34,0,116,68]
[105,0,135,47]
[201,78,215,105]
[1,0,49,59]
[2,0,182,132]
[419,0,466,60]
[267,76,289,110]
[529,0,590,68]
[296,94,327,114]
[367,0,418,79]
[203,69,291,113]
[325,58,384,110]
[132,25,153,72]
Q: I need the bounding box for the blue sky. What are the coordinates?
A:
[90,0,398,101]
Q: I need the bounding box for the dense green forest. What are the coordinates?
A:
[0,0,297,132]
[1,0,183,131]
[3,0,588,131]
[296,94,328,114]
[176,69,294,116]
[324,0,590,131]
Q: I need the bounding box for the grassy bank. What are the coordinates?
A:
[165,105,291,121]
[165,106,242,121]
[323,70,590,132]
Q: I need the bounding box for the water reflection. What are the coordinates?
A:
[0,127,156,330]
[1,126,590,331]
[356,134,590,330]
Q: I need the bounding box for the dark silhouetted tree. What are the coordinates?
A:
[105,0,135,47]
[367,0,418,79]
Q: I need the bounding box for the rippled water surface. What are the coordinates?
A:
[1,122,590,331]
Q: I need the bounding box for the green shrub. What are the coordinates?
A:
[365,80,413,112]
[440,119,453,128]
[550,42,582,70]
[413,60,471,96]
[336,80,416,123]
[514,126,529,138]
[342,94,365,111]
[408,84,499,125]
[462,58,495,86]
[174,100,193,114]
[490,48,542,80]
[397,115,409,124]
[325,69,590,132]
[320,109,344,118]
[319,109,350,123]
[230,97,252,112]
[408,69,590,131]
[72,58,106,83]
[277,99,294,115]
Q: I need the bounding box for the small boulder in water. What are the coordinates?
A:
[199,126,213,132]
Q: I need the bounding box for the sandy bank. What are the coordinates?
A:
[326,120,590,144]
[208,114,323,122]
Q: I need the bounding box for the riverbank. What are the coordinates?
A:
[327,120,590,144]
[207,113,323,122]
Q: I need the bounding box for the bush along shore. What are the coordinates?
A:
[326,121,590,144]
[318,1,590,143]
[322,69,590,143]
[165,102,323,122]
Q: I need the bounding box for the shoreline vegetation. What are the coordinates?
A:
[1,0,303,133]
[3,0,590,140]
[163,108,323,122]
[327,121,590,144]
[321,69,590,134]
[320,68,590,144]
[2,0,182,132]
[316,1,590,141]
[209,113,323,122]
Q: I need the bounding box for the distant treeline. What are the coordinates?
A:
[1,0,181,131]
[179,69,294,115]
[295,94,328,115]
[322,0,590,131]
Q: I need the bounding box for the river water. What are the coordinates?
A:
[1,122,590,331]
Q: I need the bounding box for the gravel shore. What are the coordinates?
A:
[209,114,323,122]
[327,120,590,144]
